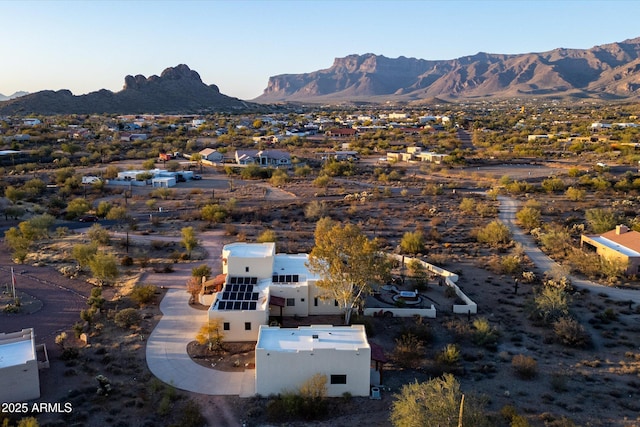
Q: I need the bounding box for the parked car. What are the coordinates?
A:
[193,175,202,180]
[78,215,99,223]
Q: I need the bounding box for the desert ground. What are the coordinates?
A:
[2,158,640,427]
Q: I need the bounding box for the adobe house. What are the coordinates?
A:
[208,242,342,341]
[581,225,640,275]
[0,328,44,402]
[255,325,371,397]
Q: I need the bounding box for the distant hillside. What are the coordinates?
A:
[0,91,28,102]
[255,37,640,103]
[0,65,256,115]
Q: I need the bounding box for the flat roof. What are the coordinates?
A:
[224,242,275,258]
[587,236,640,258]
[0,339,35,368]
[256,325,368,352]
[273,253,319,281]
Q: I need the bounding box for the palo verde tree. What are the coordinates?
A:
[307,217,390,325]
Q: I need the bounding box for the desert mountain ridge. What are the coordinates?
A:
[0,91,29,102]
[255,37,640,103]
[0,64,259,115]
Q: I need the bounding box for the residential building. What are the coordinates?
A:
[199,148,224,163]
[581,225,640,275]
[0,328,42,402]
[255,325,371,397]
[208,242,342,341]
[234,150,291,167]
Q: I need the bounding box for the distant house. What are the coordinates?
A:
[199,148,223,163]
[326,128,358,138]
[22,118,41,126]
[581,225,640,275]
[234,150,291,167]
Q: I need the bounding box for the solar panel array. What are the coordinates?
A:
[216,278,259,311]
[272,274,300,283]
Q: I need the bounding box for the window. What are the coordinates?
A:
[330,375,347,385]
[300,298,305,303]
[245,322,251,331]
[245,266,250,273]
[286,298,295,307]
[223,322,230,331]
[334,300,339,307]
[314,297,318,307]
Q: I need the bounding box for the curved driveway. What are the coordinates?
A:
[498,196,640,304]
[143,230,255,397]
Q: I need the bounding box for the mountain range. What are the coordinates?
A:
[255,37,640,103]
[0,65,255,115]
[0,91,28,101]
[2,37,640,114]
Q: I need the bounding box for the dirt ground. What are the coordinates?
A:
[3,160,640,427]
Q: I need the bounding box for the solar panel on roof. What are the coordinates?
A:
[241,301,249,310]
[249,302,256,310]
[293,275,299,282]
[222,291,230,300]
[233,301,241,310]
[272,275,278,282]
[251,277,257,284]
[230,277,237,284]
[247,284,254,292]
[251,292,259,300]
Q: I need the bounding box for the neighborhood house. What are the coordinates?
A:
[581,225,640,275]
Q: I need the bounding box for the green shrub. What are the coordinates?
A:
[393,333,425,368]
[437,344,461,366]
[553,316,589,348]
[114,308,141,329]
[130,284,156,307]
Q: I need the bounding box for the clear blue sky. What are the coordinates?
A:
[1,0,638,100]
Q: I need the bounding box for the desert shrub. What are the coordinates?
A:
[130,284,156,307]
[400,231,425,254]
[531,286,569,324]
[565,186,585,201]
[120,255,134,266]
[550,372,569,392]
[114,308,141,329]
[553,316,590,348]
[476,202,497,217]
[257,229,277,243]
[512,354,537,379]
[312,175,332,188]
[437,343,461,366]
[541,177,565,193]
[304,200,328,220]
[60,347,79,361]
[87,224,110,245]
[390,374,490,427]
[72,243,98,268]
[516,206,541,230]
[473,317,499,350]
[266,374,328,422]
[399,317,433,344]
[459,197,476,213]
[585,208,618,234]
[476,220,511,246]
[393,333,425,368]
[174,399,206,427]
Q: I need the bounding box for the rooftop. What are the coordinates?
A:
[0,329,35,368]
[256,325,369,352]
[273,253,319,281]
[223,242,275,258]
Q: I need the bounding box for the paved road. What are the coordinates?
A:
[143,230,256,398]
[498,196,640,303]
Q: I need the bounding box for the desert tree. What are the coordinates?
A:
[181,226,198,259]
[307,217,390,324]
[585,208,618,234]
[256,229,277,243]
[475,220,511,246]
[195,318,225,352]
[400,230,425,254]
[88,252,119,285]
[390,374,489,427]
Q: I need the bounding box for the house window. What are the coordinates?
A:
[334,300,339,307]
[300,298,305,303]
[223,322,230,331]
[286,298,295,307]
[330,374,347,385]
[314,297,318,307]
[245,322,251,331]
[245,266,250,273]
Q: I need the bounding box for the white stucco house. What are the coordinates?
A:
[0,328,42,402]
[255,324,371,397]
[208,242,342,341]
[199,148,223,163]
[234,150,291,167]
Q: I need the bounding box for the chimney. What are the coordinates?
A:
[615,225,629,235]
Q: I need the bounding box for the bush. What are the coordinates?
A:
[130,284,156,307]
[120,255,134,266]
[476,220,511,246]
[114,308,141,329]
[512,354,537,379]
[473,317,499,350]
[553,316,589,348]
[393,333,425,368]
[437,344,461,366]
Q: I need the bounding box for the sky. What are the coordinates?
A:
[1,0,639,100]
